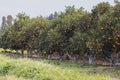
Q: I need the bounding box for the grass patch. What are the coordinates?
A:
[0,54,119,80]
[0,75,28,80]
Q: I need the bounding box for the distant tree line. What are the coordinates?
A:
[0,1,120,66]
[0,15,13,34]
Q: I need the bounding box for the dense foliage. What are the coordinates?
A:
[0,1,120,66]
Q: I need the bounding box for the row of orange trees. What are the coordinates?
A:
[0,1,120,65]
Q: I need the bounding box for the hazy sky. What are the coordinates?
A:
[0,0,116,23]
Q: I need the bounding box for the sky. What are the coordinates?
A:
[0,0,116,23]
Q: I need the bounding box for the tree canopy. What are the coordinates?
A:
[0,1,120,65]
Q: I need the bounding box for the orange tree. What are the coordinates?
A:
[97,1,120,66]
[14,16,49,57]
[77,2,113,64]
[68,2,113,64]
[0,13,30,53]
[44,6,87,59]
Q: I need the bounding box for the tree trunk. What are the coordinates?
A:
[110,49,118,67]
[72,57,77,62]
[21,49,24,57]
[59,56,63,61]
[66,52,74,62]
[76,55,80,61]
[73,54,80,62]
[59,52,63,61]
[48,55,51,60]
[36,50,41,58]
[110,59,116,67]
[28,49,32,58]
[16,50,19,55]
[88,54,94,64]
[103,50,117,67]
[37,52,41,58]
[37,48,42,58]
[116,53,119,63]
